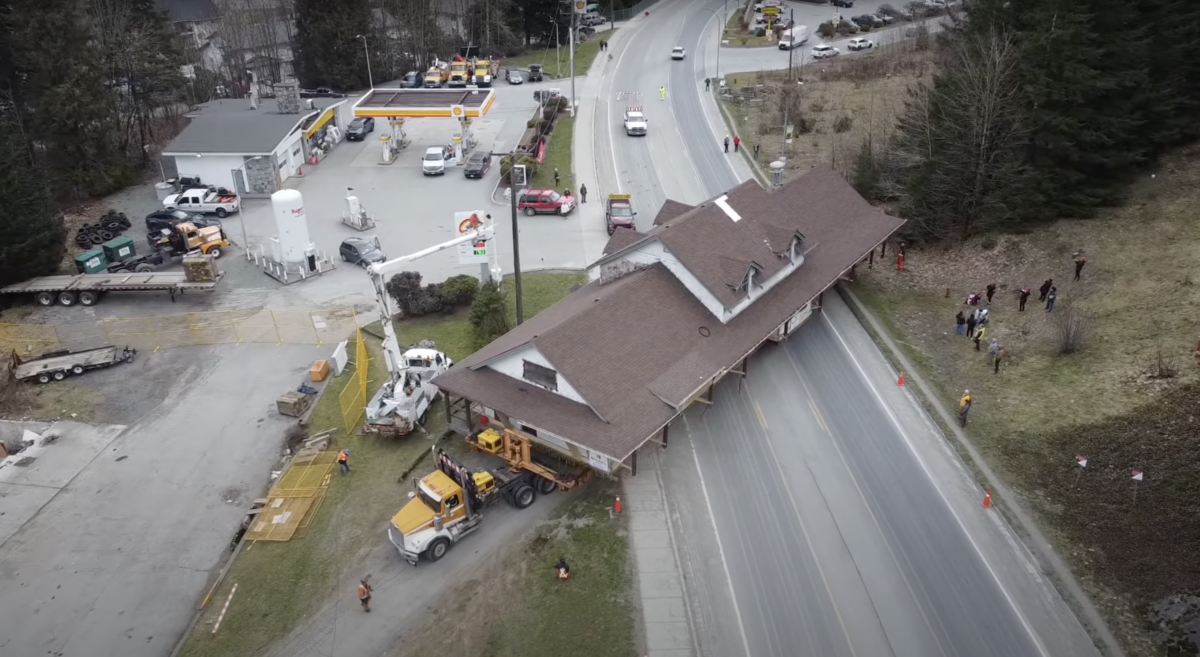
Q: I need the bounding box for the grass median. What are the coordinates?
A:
[181,272,585,657]
[503,30,614,79]
[533,116,576,193]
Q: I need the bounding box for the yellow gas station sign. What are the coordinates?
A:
[762,6,781,15]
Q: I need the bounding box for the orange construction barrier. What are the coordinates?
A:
[614,495,623,514]
[897,372,905,387]
[981,490,993,508]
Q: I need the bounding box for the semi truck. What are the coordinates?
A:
[448,56,470,87]
[472,58,496,86]
[388,427,589,564]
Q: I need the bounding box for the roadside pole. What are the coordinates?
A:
[787,8,795,80]
[510,161,524,324]
[569,8,577,118]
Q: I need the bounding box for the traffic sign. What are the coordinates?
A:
[456,211,490,264]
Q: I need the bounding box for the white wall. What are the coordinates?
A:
[486,345,591,406]
[170,154,244,192]
[274,131,304,181]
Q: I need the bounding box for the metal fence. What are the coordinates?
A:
[0,308,360,357]
[337,329,371,434]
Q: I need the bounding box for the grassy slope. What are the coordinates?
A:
[503,31,614,80]
[852,148,1200,656]
[533,116,576,193]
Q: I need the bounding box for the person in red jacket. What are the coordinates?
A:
[733,135,742,152]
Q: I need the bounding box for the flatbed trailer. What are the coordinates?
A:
[0,271,222,307]
[13,345,136,384]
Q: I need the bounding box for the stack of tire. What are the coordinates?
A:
[74,210,131,247]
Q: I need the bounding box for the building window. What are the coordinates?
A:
[519,424,538,437]
[523,360,558,391]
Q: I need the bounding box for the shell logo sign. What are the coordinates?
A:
[451,104,465,118]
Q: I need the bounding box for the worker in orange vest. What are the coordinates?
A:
[357,578,373,612]
[337,449,351,475]
[556,557,571,581]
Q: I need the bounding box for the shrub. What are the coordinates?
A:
[526,117,542,129]
[755,27,766,37]
[980,234,998,250]
[833,114,853,133]
[500,154,540,180]
[470,281,510,348]
[385,271,424,317]
[852,140,880,200]
[443,275,480,306]
[415,283,447,315]
[879,3,898,16]
[1054,305,1092,355]
[817,22,836,38]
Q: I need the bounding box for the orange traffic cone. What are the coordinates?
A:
[981,490,993,508]
[297,165,304,177]
[614,495,623,514]
[897,371,905,387]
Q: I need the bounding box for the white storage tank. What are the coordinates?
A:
[271,189,311,264]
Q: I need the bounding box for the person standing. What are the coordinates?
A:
[1018,287,1031,311]
[1046,286,1058,312]
[754,143,761,160]
[988,337,999,358]
[579,183,587,203]
[553,167,560,186]
[659,85,666,100]
[955,311,966,336]
[1038,279,1053,301]
[1073,252,1087,281]
[966,312,978,339]
[358,579,373,612]
[734,135,741,152]
[994,346,1005,374]
[723,135,730,153]
[974,325,987,351]
[337,449,351,475]
[958,390,973,427]
[986,283,997,304]
[705,77,711,91]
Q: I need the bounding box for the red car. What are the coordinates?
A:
[518,189,576,217]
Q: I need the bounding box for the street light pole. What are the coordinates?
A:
[488,151,526,324]
[231,156,264,252]
[357,34,373,89]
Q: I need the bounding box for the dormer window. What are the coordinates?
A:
[739,265,762,299]
[790,234,807,264]
[523,360,558,392]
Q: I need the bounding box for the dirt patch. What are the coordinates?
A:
[852,144,1200,656]
[722,41,937,178]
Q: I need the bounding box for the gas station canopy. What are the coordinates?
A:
[353,89,496,120]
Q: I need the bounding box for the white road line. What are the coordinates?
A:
[684,413,753,657]
[820,311,1053,657]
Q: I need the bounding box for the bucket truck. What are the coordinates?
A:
[363,213,503,436]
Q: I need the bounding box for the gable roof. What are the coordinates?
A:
[653,199,695,226]
[434,166,904,463]
[163,98,328,155]
[602,227,647,256]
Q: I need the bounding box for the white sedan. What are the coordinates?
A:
[848,37,875,51]
[811,44,840,59]
[671,46,686,60]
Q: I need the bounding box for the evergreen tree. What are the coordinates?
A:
[293,0,373,89]
[470,282,510,349]
[1138,0,1200,148]
[0,106,67,286]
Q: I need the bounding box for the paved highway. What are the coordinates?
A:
[591,3,1105,657]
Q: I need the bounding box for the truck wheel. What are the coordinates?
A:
[78,291,100,306]
[208,247,223,259]
[513,484,536,509]
[215,208,229,218]
[524,207,536,217]
[58,292,77,306]
[535,476,557,495]
[35,292,55,306]
[36,373,51,384]
[134,264,155,273]
[52,371,66,381]
[71,365,85,375]
[427,538,450,562]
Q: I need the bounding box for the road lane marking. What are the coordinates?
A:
[809,399,828,433]
[752,400,769,430]
[747,387,861,657]
[786,345,951,657]
[682,413,753,657]
[820,311,1053,657]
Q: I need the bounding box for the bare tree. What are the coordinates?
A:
[891,28,1033,240]
[1053,304,1091,355]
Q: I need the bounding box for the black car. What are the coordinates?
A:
[346,117,375,141]
[398,71,420,88]
[527,63,544,82]
[833,0,853,6]
[300,87,346,98]
[339,236,386,267]
[464,152,492,179]
[145,209,219,233]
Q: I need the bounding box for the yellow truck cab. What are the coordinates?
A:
[388,448,536,564]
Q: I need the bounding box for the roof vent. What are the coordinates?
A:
[714,195,741,223]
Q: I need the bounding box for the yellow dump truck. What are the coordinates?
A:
[388,428,589,564]
[472,58,496,87]
[424,62,449,88]
[448,57,470,87]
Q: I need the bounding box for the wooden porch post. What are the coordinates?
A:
[630,449,638,477]
[464,397,474,432]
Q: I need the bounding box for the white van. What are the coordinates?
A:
[778,25,808,50]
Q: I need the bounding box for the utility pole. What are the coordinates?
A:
[494,152,525,324]
[357,34,373,88]
[569,8,577,118]
[786,8,794,80]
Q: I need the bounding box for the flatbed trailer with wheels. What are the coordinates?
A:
[13,345,136,384]
[0,271,222,307]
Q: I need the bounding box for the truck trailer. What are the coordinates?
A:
[0,271,222,307]
[12,345,136,384]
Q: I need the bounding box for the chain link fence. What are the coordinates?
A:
[0,308,360,357]
[337,329,371,434]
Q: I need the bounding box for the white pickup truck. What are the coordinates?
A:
[163,188,240,218]
[623,107,647,136]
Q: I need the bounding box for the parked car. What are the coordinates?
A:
[671,46,686,60]
[464,152,492,179]
[580,25,597,37]
[300,87,346,98]
[422,146,456,175]
[811,44,840,59]
[518,189,576,216]
[339,236,386,267]
[346,117,375,141]
[832,0,853,7]
[848,37,875,51]
[399,71,421,88]
[507,69,524,84]
[527,63,544,82]
[852,14,884,27]
[145,209,218,234]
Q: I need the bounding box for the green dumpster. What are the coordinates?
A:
[74,249,108,274]
[102,236,136,262]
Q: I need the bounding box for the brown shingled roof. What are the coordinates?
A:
[433,166,904,463]
[602,227,647,255]
[653,199,695,226]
